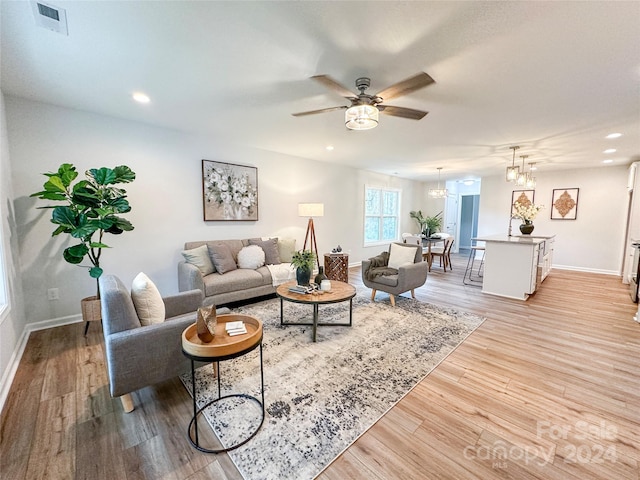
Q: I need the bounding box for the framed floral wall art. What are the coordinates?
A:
[202,160,258,221]
[551,188,579,220]
[511,190,535,217]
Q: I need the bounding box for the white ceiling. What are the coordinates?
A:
[1,1,639,182]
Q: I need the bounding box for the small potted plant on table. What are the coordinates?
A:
[291,250,316,286]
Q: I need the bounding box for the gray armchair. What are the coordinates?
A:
[362,242,428,306]
[99,274,208,412]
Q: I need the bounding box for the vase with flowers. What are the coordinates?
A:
[512,201,544,235]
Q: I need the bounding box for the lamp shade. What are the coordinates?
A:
[298,203,324,217]
[345,105,379,130]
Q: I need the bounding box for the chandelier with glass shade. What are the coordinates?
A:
[429,167,448,198]
[506,145,520,181]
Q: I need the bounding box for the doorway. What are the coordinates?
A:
[459,194,480,251]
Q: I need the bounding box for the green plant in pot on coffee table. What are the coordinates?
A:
[31,163,136,333]
[291,250,316,286]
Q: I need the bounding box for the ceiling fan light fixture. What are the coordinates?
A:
[345,104,379,130]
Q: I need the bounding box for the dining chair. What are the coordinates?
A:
[430,237,455,271]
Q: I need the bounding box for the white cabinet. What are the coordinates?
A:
[475,234,555,301]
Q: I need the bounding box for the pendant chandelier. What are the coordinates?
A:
[515,155,528,187]
[429,167,448,198]
[506,146,520,181]
[525,162,537,188]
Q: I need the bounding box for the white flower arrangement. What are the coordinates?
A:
[512,201,544,222]
[204,165,257,219]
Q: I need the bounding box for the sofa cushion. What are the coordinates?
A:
[374,274,399,287]
[181,244,215,275]
[131,272,166,325]
[237,245,266,270]
[208,243,238,274]
[249,238,281,265]
[203,268,267,296]
[388,243,417,269]
[278,238,296,263]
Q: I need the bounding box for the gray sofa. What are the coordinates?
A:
[99,274,210,412]
[178,238,294,306]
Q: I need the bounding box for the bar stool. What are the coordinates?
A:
[463,245,485,286]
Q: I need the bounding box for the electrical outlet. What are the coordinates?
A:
[47,288,59,300]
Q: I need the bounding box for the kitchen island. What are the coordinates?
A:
[473,234,555,300]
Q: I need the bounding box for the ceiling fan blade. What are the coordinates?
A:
[375,72,435,101]
[377,105,428,120]
[292,106,348,117]
[311,75,357,99]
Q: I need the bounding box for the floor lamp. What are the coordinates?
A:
[298,203,324,269]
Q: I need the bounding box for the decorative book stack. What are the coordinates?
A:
[226,320,247,336]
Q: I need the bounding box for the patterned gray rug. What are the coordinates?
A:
[180,293,484,480]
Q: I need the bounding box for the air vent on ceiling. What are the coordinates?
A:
[31,1,68,35]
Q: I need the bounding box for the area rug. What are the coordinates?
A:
[180,293,484,480]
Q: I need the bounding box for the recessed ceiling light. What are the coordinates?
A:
[602,159,613,164]
[132,92,150,104]
[325,145,334,151]
[603,148,616,154]
[463,180,474,186]
[606,133,622,139]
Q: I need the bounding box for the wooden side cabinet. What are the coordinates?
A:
[324,254,349,283]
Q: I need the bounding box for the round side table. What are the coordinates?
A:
[181,314,264,453]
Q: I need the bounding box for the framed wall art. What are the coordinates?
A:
[511,189,535,217]
[202,160,258,221]
[551,188,579,220]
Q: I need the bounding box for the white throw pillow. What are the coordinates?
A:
[181,244,215,275]
[388,243,417,269]
[131,272,165,326]
[237,245,266,270]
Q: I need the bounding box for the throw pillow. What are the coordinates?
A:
[181,244,215,275]
[388,243,417,269]
[131,272,165,326]
[237,245,266,269]
[278,237,296,263]
[208,243,238,274]
[248,238,281,265]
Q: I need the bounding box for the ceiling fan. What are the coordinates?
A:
[292,72,435,130]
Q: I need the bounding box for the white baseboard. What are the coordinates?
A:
[551,264,621,277]
[0,313,83,413]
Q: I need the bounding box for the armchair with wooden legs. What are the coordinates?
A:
[99,274,215,412]
[361,242,428,306]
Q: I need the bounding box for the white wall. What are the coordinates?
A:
[6,96,425,325]
[0,91,27,409]
[478,166,629,274]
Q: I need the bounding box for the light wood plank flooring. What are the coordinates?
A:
[2,253,639,479]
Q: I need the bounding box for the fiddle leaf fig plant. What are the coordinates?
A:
[31,163,136,296]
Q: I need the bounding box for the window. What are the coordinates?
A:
[364,186,401,245]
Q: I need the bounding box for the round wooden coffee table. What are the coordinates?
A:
[275,280,356,342]
[181,314,264,453]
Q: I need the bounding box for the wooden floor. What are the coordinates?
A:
[2,253,639,479]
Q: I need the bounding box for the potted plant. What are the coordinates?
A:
[424,212,443,237]
[31,163,136,331]
[290,250,316,286]
[410,210,443,237]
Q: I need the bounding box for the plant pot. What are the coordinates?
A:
[81,296,102,322]
[296,267,312,286]
[519,223,535,235]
